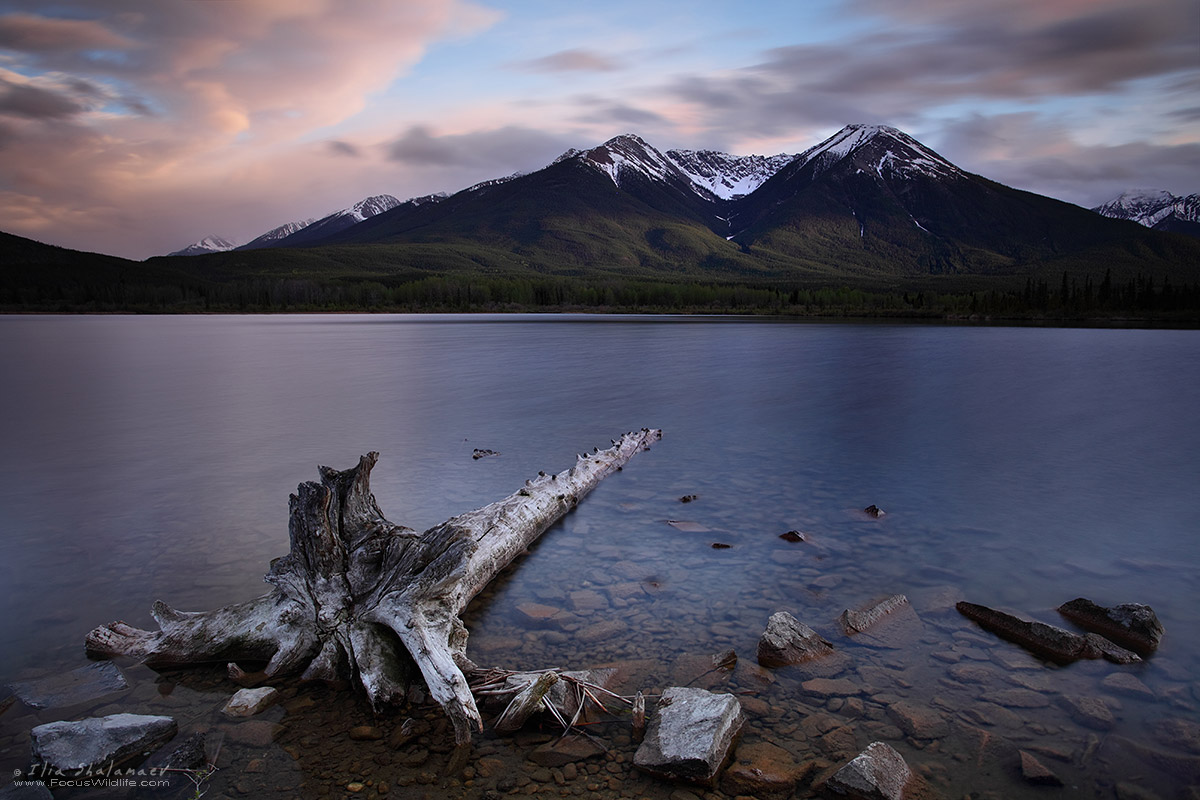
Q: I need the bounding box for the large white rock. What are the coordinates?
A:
[633,687,744,786]
[31,713,177,773]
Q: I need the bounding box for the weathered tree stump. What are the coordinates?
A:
[86,429,662,743]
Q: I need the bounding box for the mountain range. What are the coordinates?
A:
[154,124,1197,287]
[1092,190,1200,238]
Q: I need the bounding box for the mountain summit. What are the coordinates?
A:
[1093,190,1200,237]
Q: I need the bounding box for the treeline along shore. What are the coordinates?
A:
[4,269,1200,323]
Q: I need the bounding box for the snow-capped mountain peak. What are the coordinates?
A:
[797,124,961,181]
[167,235,238,257]
[575,134,697,191]
[344,194,403,222]
[236,219,317,251]
[1092,189,1197,228]
[665,149,796,200]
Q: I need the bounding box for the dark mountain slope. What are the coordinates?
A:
[322,155,754,276]
[727,125,1199,280]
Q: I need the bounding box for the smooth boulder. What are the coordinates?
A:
[31,713,177,773]
[634,687,744,786]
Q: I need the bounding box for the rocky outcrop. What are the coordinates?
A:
[823,741,911,800]
[30,713,177,773]
[1057,598,1164,655]
[757,612,834,668]
[956,601,1138,664]
[633,687,744,786]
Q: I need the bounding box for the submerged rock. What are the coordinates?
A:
[824,741,911,800]
[839,595,910,634]
[721,741,812,800]
[8,661,128,710]
[757,611,834,668]
[31,713,177,773]
[1059,695,1116,730]
[886,701,947,739]
[634,687,744,787]
[0,784,53,800]
[149,731,207,770]
[1101,672,1155,700]
[529,733,606,767]
[222,686,279,717]
[1057,598,1164,655]
[1019,750,1064,786]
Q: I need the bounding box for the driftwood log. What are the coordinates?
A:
[86,429,662,743]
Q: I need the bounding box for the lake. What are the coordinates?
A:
[1,314,1198,798]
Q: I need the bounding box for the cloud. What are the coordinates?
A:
[661,0,1198,145]
[512,48,621,73]
[0,12,133,53]
[0,0,503,257]
[386,125,576,171]
[572,99,667,128]
[327,140,361,157]
[933,113,1200,207]
[0,75,83,119]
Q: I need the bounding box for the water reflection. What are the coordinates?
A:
[0,315,1197,798]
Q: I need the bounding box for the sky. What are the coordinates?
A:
[0,0,1197,260]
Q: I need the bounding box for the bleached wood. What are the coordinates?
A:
[86,429,662,744]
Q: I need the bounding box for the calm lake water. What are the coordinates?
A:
[1,314,1198,799]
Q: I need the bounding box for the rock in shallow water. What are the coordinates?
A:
[824,741,911,800]
[8,661,128,710]
[1057,597,1164,656]
[222,686,279,717]
[757,611,834,668]
[1019,750,1064,786]
[956,601,1133,664]
[31,713,177,773]
[634,687,744,787]
[721,741,812,800]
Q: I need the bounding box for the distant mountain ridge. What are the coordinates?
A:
[146,125,1200,283]
[168,235,238,257]
[1093,190,1200,238]
[167,195,405,256]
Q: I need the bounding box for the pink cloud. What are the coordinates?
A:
[0,0,502,257]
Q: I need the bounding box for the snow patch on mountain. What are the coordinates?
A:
[1093,189,1199,228]
[168,235,238,257]
[797,124,961,181]
[343,194,403,222]
[665,149,795,199]
[239,219,317,250]
[466,174,524,193]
